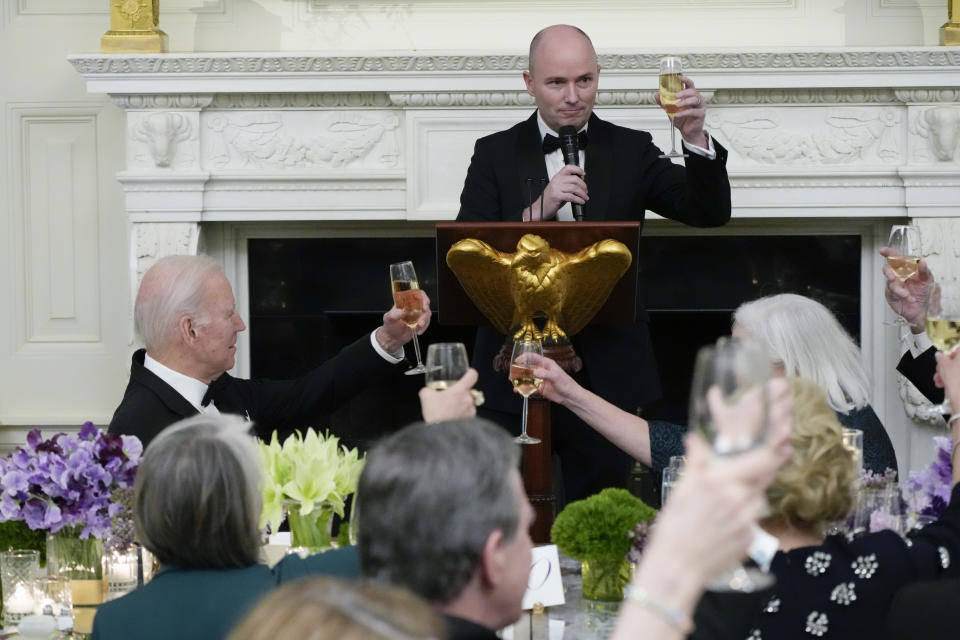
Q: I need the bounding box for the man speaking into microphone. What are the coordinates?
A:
[456,24,731,502]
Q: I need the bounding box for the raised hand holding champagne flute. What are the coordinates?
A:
[655,56,709,159]
[510,339,544,445]
[389,261,428,375]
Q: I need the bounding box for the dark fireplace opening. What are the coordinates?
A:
[248,233,861,450]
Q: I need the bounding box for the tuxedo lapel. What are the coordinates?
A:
[515,112,549,219]
[584,113,613,221]
[130,351,200,420]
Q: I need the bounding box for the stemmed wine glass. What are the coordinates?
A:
[689,336,774,592]
[426,342,485,407]
[918,278,960,416]
[509,339,543,445]
[658,56,688,160]
[425,343,470,390]
[389,261,427,375]
[884,225,922,327]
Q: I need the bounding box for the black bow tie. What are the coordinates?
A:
[201,377,225,407]
[542,130,589,154]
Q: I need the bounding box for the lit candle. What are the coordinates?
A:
[5,582,35,614]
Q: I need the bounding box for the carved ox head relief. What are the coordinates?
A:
[921,106,960,162]
[133,112,192,167]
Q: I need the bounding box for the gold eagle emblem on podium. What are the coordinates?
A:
[446,234,632,343]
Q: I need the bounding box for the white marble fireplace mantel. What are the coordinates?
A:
[68,48,960,229]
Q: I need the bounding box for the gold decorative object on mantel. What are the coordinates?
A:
[446,234,632,344]
[101,0,168,53]
[942,0,960,45]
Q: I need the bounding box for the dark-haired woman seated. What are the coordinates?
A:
[91,414,359,640]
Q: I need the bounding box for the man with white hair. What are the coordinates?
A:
[108,254,430,446]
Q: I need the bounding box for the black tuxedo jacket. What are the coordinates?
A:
[897,345,944,405]
[107,333,401,447]
[456,111,731,413]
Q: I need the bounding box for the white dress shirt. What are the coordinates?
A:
[143,353,219,414]
[535,111,717,221]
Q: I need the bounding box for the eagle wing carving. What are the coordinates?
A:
[557,239,633,337]
[445,238,516,335]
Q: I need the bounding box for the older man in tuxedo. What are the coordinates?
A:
[456,24,731,501]
[108,254,429,447]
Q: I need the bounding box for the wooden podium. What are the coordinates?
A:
[436,222,641,543]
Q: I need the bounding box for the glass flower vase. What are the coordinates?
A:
[286,504,334,554]
[47,528,104,635]
[580,557,632,602]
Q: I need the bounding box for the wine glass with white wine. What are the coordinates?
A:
[509,339,543,445]
[658,56,688,160]
[918,278,960,417]
[689,336,774,592]
[425,342,485,407]
[884,225,922,327]
[389,261,427,375]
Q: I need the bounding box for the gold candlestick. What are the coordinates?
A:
[941,0,960,45]
[101,0,168,53]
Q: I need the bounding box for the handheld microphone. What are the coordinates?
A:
[558,125,584,222]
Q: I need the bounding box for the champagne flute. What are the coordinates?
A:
[884,225,922,328]
[919,278,960,416]
[510,339,543,445]
[689,336,774,592]
[658,56,688,160]
[389,261,427,375]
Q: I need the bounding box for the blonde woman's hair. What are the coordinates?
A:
[765,378,858,530]
[733,293,870,412]
[228,577,444,640]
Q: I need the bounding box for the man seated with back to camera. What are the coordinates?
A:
[455,24,732,502]
[109,254,430,447]
[356,401,793,640]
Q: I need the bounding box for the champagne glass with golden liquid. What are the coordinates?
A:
[658,56,688,160]
[389,261,427,375]
[884,225,922,328]
[510,339,543,445]
[919,278,960,416]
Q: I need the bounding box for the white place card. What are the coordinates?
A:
[521,544,565,610]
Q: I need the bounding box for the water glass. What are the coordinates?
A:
[841,428,864,473]
[1,549,40,628]
[661,456,686,506]
[33,575,72,632]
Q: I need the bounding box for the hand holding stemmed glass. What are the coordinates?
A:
[418,343,484,423]
[881,225,924,328]
[510,339,544,445]
[688,336,775,592]
[655,56,709,160]
[389,261,428,375]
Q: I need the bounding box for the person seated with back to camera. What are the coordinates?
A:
[91,414,361,640]
[228,576,445,640]
[358,380,794,640]
[531,292,898,481]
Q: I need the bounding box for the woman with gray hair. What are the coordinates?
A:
[732,293,897,475]
[531,293,897,480]
[91,414,360,640]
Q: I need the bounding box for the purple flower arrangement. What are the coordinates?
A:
[907,436,952,519]
[0,422,142,540]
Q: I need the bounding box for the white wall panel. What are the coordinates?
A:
[13,107,101,345]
